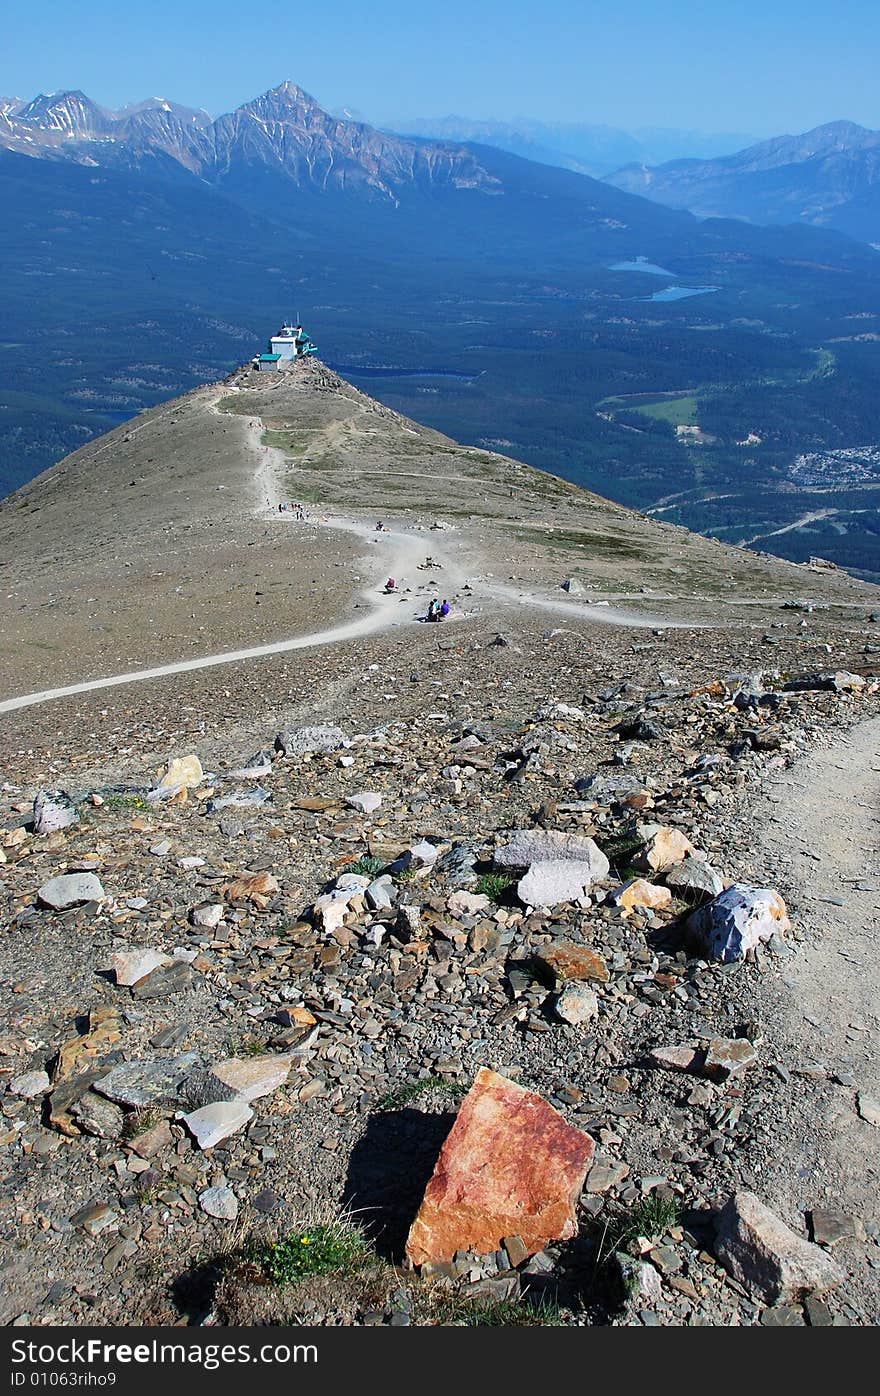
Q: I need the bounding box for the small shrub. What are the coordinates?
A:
[474,871,515,901]
[257,1222,372,1286]
[101,792,149,811]
[345,855,386,877]
[122,1105,164,1140]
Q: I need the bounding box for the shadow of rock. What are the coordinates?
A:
[171,1256,227,1325]
[342,1106,456,1261]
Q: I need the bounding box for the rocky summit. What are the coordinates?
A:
[0,354,878,1328]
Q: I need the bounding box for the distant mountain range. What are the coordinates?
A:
[387,116,757,177]
[3,81,880,578]
[0,83,499,200]
[605,121,880,243]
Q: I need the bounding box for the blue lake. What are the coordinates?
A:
[640,285,720,302]
[331,364,477,381]
[610,259,675,276]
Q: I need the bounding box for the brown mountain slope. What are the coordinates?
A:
[0,355,875,703]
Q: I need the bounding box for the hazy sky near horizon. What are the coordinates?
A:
[4,0,879,136]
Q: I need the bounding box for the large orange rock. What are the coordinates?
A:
[405,1067,594,1266]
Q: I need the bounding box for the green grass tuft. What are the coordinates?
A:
[345,855,387,877]
[375,1074,467,1112]
[257,1222,372,1286]
[101,792,149,811]
[474,871,515,901]
[598,831,644,871]
[598,1194,680,1265]
[419,1293,563,1326]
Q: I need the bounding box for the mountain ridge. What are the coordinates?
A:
[606,120,880,242]
[0,80,502,201]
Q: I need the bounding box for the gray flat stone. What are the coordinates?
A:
[274,725,345,757]
[199,1186,239,1220]
[38,873,105,910]
[183,1099,253,1149]
[715,1191,845,1302]
[495,831,609,879]
[518,860,598,909]
[130,961,195,999]
[34,791,79,835]
[110,949,173,987]
[10,1069,50,1099]
[93,1052,200,1107]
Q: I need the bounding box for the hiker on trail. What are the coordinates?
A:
[440,599,450,619]
[384,578,396,592]
[427,598,441,622]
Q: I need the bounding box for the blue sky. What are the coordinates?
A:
[4,0,879,135]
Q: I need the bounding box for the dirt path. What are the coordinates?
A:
[751,716,880,1313]
[487,581,693,630]
[0,521,445,714]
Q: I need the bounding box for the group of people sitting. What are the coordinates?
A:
[381,577,449,620]
[426,598,450,622]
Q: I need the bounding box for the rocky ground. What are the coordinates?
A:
[0,359,878,1328]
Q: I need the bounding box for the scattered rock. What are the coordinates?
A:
[665,858,725,899]
[495,830,609,880]
[585,1158,630,1194]
[346,791,383,815]
[613,878,672,911]
[857,1092,880,1127]
[808,1208,862,1247]
[406,1067,594,1265]
[110,949,173,987]
[198,1186,239,1221]
[70,1091,124,1139]
[37,872,105,910]
[157,754,203,792]
[650,1044,701,1073]
[688,885,791,962]
[274,725,346,758]
[635,825,695,873]
[93,1053,200,1108]
[221,871,280,907]
[211,1053,295,1102]
[128,1118,173,1159]
[555,983,599,1026]
[189,903,224,929]
[616,1252,662,1305]
[130,961,195,999]
[535,940,610,985]
[714,1191,845,1302]
[447,890,490,917]
[10,1069,50,1099]
[34,790,78,835]
[703,1037,758,1080]
[182,1100,253,1150]
[518,860,597,909]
